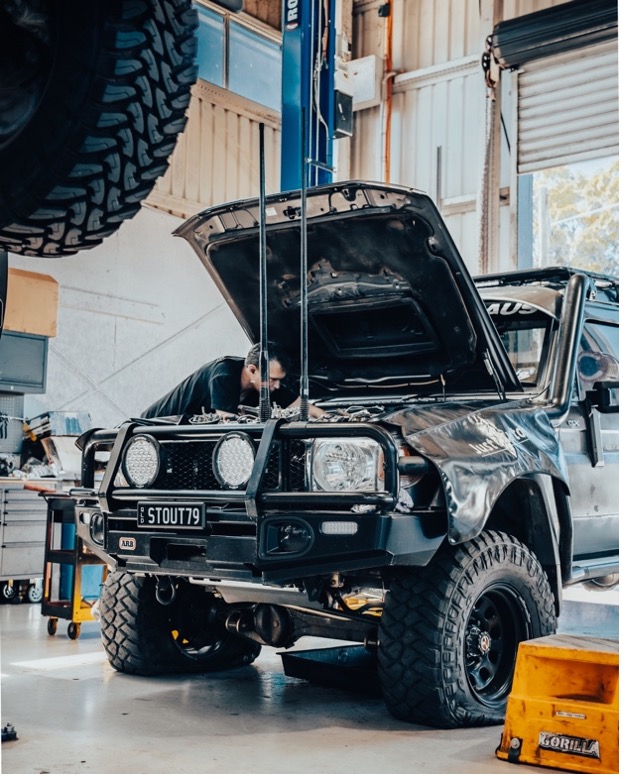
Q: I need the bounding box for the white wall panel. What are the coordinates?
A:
[352,107,383,181]
[352,0,490,263]
[396,0,481,69]
[11,206,250,429]
[387,65,485,216]
[149,81,281,217]
[351,0,578,268]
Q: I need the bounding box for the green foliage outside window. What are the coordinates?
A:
[532,157,619,278]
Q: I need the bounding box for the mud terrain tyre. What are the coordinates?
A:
[0,0,197,257]
[378,530,557,728]
[100,571,261,675]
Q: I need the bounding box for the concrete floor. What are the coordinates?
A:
[0,585,617,776]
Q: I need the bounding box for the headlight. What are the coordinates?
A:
[122,435,160,488]
[311,438,382,492]
[213,432,255,489]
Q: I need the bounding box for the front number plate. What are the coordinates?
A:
[137,502,205,529]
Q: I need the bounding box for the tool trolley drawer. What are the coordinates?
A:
[0,482,56,580]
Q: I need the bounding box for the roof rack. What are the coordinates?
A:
[475,266,619,304]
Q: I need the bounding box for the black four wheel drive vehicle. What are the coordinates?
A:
[76,181,619,728]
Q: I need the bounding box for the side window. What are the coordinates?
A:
[485,302,554,387]
[576,322,619,399]
[496,325,547,386]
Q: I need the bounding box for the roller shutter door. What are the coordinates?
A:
[517,39,618,173]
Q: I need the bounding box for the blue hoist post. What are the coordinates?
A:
[281,0,337,190]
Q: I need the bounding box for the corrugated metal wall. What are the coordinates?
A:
[350,0,569,270]
[148,81,282,217]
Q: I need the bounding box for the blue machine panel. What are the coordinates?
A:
[281,0,337,190]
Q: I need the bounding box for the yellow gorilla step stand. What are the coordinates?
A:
[496,633,618,774]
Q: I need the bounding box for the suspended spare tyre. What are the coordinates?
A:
[0,0,198,257]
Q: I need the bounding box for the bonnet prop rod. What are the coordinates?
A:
[299,108,310,422]
[258,123,271,422]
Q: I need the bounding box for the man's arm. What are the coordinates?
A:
[286,397,325,418]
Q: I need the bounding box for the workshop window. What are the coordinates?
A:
[195,3,281,111]
[196,6,225,87]
[518,155,619,277]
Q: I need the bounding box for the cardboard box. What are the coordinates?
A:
[4,268,59,337]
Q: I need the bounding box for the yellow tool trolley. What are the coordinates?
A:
[41,492,106,639]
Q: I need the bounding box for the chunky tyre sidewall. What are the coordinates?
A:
[378,530,557,728]
[100,571,260,676]
[0,0,197,256]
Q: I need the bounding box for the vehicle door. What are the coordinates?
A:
[559,316,619,561]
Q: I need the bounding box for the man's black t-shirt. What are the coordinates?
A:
[141,357,297,418]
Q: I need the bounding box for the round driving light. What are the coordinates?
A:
[122,435,160,488]
[213,432,255,489]
[89,512,105,546]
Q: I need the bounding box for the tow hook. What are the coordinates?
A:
[155,577,176,606]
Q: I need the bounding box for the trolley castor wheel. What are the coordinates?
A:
[27,580,43,604]
[67,622,81,640]
[47,618,58,636]
[1,581,19,603]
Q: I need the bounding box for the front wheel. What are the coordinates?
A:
[100,571,261,675]
[378,530,557,728]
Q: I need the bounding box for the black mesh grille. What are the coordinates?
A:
[145,437,308,492]
[153,441,219,490]
[265,444,281,489]
[287,440,307,490]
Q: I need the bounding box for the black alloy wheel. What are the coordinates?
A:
[464,586,528,706]
[378,530,557,728]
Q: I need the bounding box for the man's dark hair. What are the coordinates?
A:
[245,341,290,371]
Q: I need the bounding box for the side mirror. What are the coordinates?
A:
[579,351,619,413]
[589,380,619,414]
